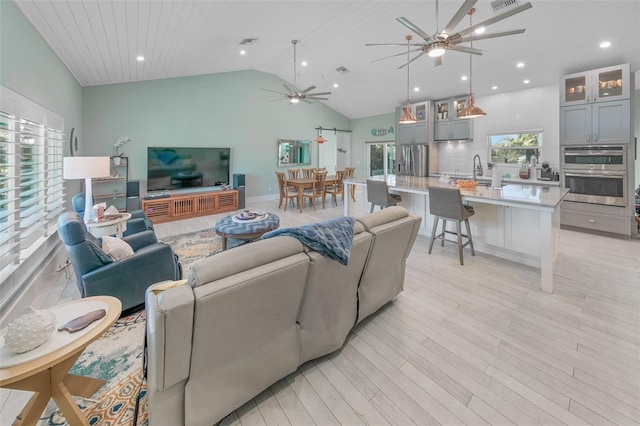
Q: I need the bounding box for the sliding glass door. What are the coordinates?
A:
[367,141,395,177]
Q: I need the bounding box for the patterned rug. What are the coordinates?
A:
[161,228,244,272]
[41,311,148,426]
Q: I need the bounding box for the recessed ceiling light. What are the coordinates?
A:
[523,79,530,84]
[599,41,611,48]
[301,61,308,67]
[414,87,420,92]
[136,56,144,62]
[492,86,498,90]
[516,62,525,68]
[239,50,246,55]
[333,83,339,88]
[474,27,486,34]
[461,75,468,81]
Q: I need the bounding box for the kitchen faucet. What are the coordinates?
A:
[473,155,483,182]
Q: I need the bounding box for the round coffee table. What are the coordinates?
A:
[0,296,121,425]
[215,212,280,250]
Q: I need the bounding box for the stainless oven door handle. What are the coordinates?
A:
[564,172,625,178]
[563,151,624,156]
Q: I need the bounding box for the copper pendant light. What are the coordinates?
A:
[398,35,418,124]
[458,8,486,120]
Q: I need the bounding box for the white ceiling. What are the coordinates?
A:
[13,0,640,119]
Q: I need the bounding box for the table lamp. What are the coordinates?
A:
[63,156,111,222]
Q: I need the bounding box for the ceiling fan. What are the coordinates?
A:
[261,40,331,104]
[366,0,532,68]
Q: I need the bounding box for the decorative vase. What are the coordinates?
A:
[113,156,122,166]
[3,306,57,353]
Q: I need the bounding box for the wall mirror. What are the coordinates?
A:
[278,139,311,167]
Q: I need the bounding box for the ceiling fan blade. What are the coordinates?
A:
[307,97,329,101]
[398,50,429,69]
[301,85,316,93]
[455,29,525,43]
[306,92,332,96]
[441,0,478,36]
[303,100,313,104]
[371,48,425,63]
[270,98,288,103]
[447,44,484,55]
[434,56,442,67]
[396,17,433,42]
[261,88,287,95]
[283,83,294,93]
[453,2,532,38]
[366,43,425,47]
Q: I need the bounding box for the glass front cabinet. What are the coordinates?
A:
[433,97,472,141]
[560,63,630,106]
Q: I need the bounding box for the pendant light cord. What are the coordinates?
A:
[406,35,412,104]
[468,12,473,96]
[292,40,298,91]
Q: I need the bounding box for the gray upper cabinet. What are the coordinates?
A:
[560,64,630,106]
[560,99,631,145]
[396,102,429,144]
[433,97,472,141]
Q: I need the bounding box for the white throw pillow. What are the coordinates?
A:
[102,236,134,261]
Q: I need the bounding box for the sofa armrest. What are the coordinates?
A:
[122,230,158,251]
[123,218,149,237]
[145,283,195,426]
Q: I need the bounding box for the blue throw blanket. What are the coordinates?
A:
[262,216,356,265]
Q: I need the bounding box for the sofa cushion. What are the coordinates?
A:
[356,205,408,230]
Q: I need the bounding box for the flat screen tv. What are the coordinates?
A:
[147,147,230,191]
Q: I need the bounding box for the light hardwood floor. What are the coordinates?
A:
[2,188,639,425]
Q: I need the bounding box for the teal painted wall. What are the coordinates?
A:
[0,0,82,145]
[350,112,396,177]
[82,71,350,197]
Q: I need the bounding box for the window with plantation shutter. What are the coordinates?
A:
[0,85,65,307]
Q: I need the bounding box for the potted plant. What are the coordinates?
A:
[113,137,130,165]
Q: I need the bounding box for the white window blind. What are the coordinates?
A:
[0,86,65,289]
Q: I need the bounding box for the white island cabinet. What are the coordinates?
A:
[344,176,569,293]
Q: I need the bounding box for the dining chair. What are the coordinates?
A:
[287,169,300,179]
[427,186,475,265]
[325,170,346,206]
[344,167,356,201]
[366,179,402,213]
[275,171,297,210]
[303,171,327,210]
[301,168,315,178]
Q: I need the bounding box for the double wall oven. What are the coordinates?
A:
[561,145,627,207]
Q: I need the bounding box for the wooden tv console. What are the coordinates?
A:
[142,189,238,224]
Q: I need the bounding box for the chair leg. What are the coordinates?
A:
[440,220,447,247]
[428,217,439,254]
[283,197,288,211]
[278,195,283,209]
[465,219,475,256]
[456,220,464,265]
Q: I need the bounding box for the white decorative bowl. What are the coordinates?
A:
[3,306,57,354]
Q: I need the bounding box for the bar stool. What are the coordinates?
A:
[366,179,402,213]
[428,186,475,265]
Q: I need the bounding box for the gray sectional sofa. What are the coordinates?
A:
[144,206,421,426]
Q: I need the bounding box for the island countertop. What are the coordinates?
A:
[346,175,569,211]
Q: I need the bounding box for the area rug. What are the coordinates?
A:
[161,228,244,272]
[40,311,148,426]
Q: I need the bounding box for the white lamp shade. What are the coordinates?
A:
[63,156,111,179]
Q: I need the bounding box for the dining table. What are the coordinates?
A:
[286,175,336,213]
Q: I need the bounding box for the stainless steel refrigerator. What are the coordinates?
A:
[397,143,429,177]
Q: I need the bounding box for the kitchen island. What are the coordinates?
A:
[344,175,569,293]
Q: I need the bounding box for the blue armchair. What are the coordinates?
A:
[57,211,182,312]
[72,192,153,237]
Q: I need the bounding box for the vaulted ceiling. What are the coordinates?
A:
[13,0,640,119]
